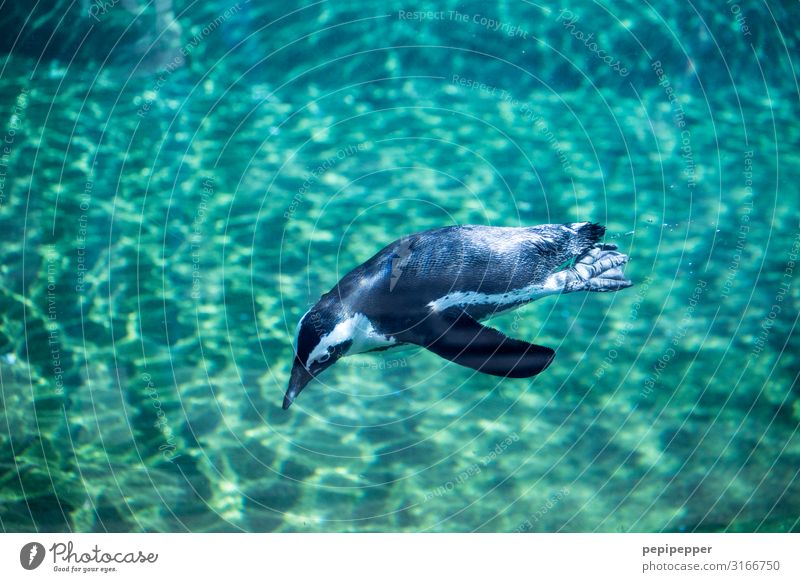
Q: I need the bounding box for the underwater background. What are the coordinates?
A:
[0,0,798,532]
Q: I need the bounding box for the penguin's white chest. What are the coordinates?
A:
[346,313,397,354]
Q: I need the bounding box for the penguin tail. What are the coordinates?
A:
[569,222,606,255]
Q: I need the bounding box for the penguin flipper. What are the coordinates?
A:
[408,313,555,378]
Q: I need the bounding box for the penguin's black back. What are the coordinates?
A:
[328,223,604,326]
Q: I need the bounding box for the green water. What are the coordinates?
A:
[0,1,798,532]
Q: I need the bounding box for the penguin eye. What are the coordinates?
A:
[317,352,331,363]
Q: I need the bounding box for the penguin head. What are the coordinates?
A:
[284,301,352,409]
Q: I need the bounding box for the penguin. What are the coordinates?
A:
[284,222,631,409]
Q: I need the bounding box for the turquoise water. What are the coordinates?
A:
[0,1,798,532]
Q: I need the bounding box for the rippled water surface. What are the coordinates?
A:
[0,1,798,532]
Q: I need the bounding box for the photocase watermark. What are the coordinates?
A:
[595,275,653,379]
[344,356,408,370]
[750,231,799,360]
[641,279,707,398]
[397,10,529,38]
[191,176,214,301]
[20,542,46,570]
[137,3,243,117]
[556,9,629,77]
[651,61,688,130]
[390,236,413,291]
[651,60,696,191]
[87,0,121,22]
[721,150,754,300]
[451,75,572,173]
[284,142,368,220]
[45,245,66,396]
[142,373,181,462]
[46,541,157,573]
[422,463,483,502]
[509,93,572,172]
[726,0,753,37]
[75,177,94,294]
[306,310,325,337]
[509,303,529,334]
[451,74,501,96]
[514,486,571,531]
[421,432,519,501]
[0,86,29,208]
[20,539,159,572]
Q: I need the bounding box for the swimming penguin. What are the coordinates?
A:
[284,222,631,409]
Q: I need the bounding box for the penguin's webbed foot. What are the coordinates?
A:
[565,247,632,293]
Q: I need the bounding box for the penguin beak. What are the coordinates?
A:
[283,358,314,410]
